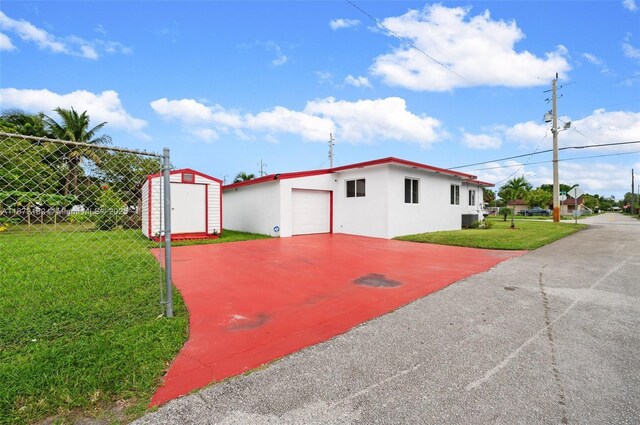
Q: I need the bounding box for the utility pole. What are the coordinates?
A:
[551,73,561,223]
[632,169,636,215]
[328,133,335,168]
[258,160,267,177]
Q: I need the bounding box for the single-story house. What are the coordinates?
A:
[142,168,222,241]
[222,157,493,239]
[561,195,586,216]
[506,199,529,215]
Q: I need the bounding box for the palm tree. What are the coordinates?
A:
[233,171,255,183]
[43,107,111,195]
[501,177,532,228]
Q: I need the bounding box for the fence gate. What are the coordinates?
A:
[0,131,174,317]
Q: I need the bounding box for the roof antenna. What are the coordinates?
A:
[328,133,335,168]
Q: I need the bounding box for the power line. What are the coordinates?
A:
[344,0,468,83]
[469,150,640,172]
[450,140,640,170]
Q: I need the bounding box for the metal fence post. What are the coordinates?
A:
[162,147,173,318]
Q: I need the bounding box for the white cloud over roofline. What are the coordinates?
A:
[150,96,446,146]
[370,4,571,91]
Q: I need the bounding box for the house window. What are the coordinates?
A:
[450,185,460,205]
[405,178,419,204]
[346,179,366,198]
[183,173,194,183]
[469,189,476,206]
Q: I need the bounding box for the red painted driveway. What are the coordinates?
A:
[150,234,525,406]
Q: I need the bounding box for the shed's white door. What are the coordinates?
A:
[291,189,330,235]
[171,183,206,233]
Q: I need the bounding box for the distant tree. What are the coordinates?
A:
[0,109,49,137]
[500,177,532,228]
[43,107,111,196]
[483,189,496,206]
[233,171,255,183]
[526,189,552,208]
[539,183,573,194]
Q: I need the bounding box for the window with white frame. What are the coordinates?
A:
[346,179,366,198]
[405,178,419,204]
[469,189,476,206]
[450,185,460,205]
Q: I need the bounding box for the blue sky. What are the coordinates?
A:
[1,1,639,198]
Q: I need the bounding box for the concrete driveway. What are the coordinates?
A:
[138,214,639,424]
[150,234,523,406]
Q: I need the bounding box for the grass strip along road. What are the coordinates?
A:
[396,219,587,250]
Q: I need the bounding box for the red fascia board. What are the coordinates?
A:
[221,157,477,190]
[223,169,331,190]
[331,157,477,180]
[147,168,223,184]
[466,179,495,187]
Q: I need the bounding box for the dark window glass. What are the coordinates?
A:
[405,179,411,203]
[346,180,355,197]
[183,173,194,183]
[451,185,460,205]
[405,178,419,203]
[356,179,365,197]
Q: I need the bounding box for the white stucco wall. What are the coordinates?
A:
[386,165,465,238]
[333,166,390,238]
[223,181,280,236]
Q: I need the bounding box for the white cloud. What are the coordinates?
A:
[151,98,332,142]
[498,109,640,150]
[329,18,360,30]
[151,96,446,146]
[190,128,219,143]
[462,132,502,149]
[622,0,638,12]
[582,53,602,65]
[0,11,131,59]
[265,41,288,67]
[344,75,372,88]
[370,4,571,91]
[315,71,335,85]
[623,34,640,59]
[0,32,16,50]
[304,97,444,145]
[0,88,148,137]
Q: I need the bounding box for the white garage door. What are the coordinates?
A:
[292,189,330,235]
[171,183,206,233]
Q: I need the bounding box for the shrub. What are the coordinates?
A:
[467,220,481,229]
[95,186,125,231]
[67,212,94,224]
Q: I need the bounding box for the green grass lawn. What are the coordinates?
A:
[170,228,271,247]
[0,226,269,424]
[0,229,187,425]
[395,219,587,250]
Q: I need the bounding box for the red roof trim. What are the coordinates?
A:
[223,169,332,189]
[330,157,476,179]
[147,168,223,184]
[467,179,495,187]
[223,157,480,190]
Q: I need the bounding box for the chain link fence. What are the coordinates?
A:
[0,131,174,317]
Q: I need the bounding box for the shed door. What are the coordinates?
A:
[292,189,330,235]
[171,183,206,234]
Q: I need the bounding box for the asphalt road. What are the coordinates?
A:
[134,213,639,425]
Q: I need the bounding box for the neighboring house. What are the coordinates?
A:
[222,157,493,239]
[142,168,222,241]
[507,199,528,215]
[561,195,585,216]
